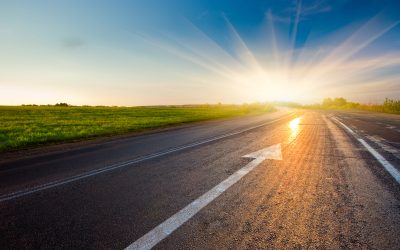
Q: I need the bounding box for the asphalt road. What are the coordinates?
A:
[1,109,400,249]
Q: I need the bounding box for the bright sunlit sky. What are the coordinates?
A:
[1,0,400,106]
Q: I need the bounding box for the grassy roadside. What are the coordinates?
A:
[0,104,275,152]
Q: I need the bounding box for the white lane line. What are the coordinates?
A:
[125,144,282,250]
[358,139,400,184]
[366,135,400,160]
[332,117,356,136]
[332,117,400,184]
[0,114,293,203]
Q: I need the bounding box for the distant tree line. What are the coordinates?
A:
[382,98,400,113]
[54,103,70,107]
[296,97,400,114]
[21,103,71,107]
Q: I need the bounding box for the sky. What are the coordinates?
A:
[0,0,400,105]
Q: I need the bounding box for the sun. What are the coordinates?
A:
[235,71,302,102]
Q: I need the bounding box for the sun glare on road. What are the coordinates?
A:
[288,117,301,143]
[289,117,301,131]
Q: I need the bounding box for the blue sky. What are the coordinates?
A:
[0,0,399,105]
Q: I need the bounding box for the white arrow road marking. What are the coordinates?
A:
[243,143,282,161]
[125,143,283,250]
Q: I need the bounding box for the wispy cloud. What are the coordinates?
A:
[266,12,291,24]
[268,0,333,24]
[62,38,85,49]
[293,0,332,16]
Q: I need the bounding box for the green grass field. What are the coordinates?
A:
[0,104,275,152]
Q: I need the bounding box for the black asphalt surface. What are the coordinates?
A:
[332,110,400,172]
[1,109,400,249]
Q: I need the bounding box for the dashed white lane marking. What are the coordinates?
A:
[332,117,400,184]
[366,135,400,160]
[376,122,400,133]
[383,124,400,133]
[0,114,292,203]
[125,144,282,250]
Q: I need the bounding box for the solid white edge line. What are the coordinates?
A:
[125,157,265,250]
[331,117,356,136]
[0,113,293,203]
[358,139,400,184]
[332,116,400,184]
